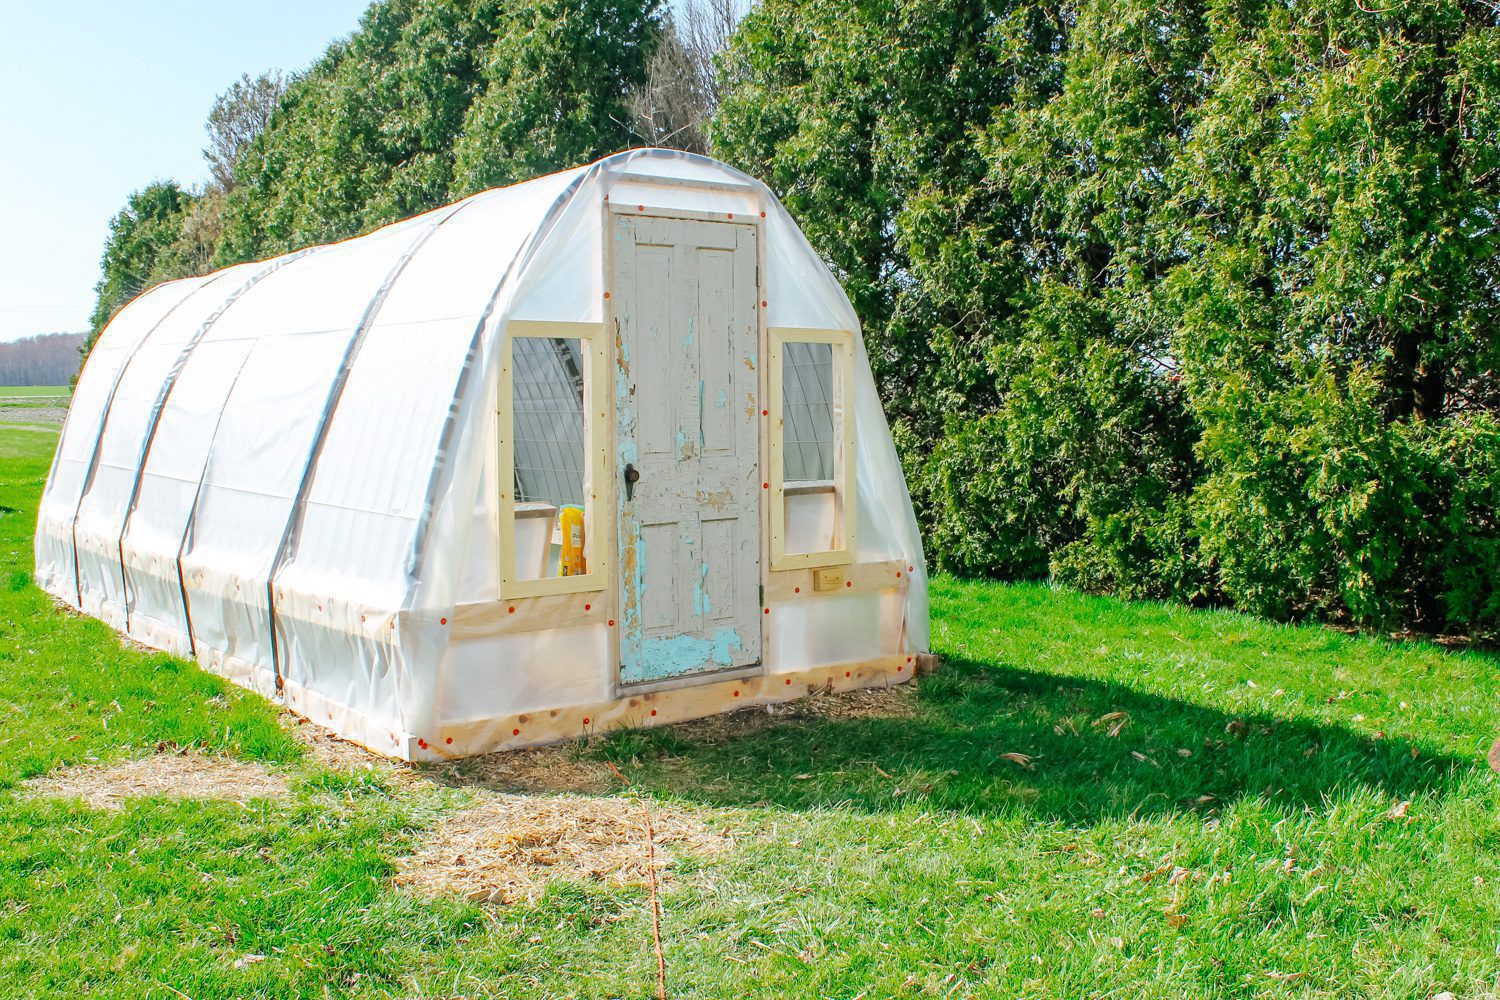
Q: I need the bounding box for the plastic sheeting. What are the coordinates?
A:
[36,149,928,759]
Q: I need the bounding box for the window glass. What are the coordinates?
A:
[512,336,585,506]
[508,336,588,582]
[781,341,834,482]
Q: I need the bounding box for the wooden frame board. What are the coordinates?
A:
[407,653,922,759]
[497,319,610,600]
[767,326,858,571]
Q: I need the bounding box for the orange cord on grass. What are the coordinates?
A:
[606,760,668,1000]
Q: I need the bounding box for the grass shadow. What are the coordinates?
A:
[445,654,1476,824]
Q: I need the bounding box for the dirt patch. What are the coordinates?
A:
[774,681,919,721]
[394,792,733,904]
[280,712,420,784]
[665,681,921,747]
[445,744,618,795]
[25,747,289,810]
[0,404,68,427]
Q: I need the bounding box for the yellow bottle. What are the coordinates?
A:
[558,505,586,576]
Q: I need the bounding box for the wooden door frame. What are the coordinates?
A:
[604,202,768,697]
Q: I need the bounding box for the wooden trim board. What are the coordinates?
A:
[497,319,610,600]
[406,653,922,760]
[449,593,610,641]
[762,559,910,602]
[452,558,907,639]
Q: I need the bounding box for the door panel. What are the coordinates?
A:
[613,215,761,686]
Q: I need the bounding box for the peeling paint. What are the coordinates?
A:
[695,488,732,512]
[615,323,631,380]
[626,628,743,682]
[694,562,712,615]
[715,386,728,408]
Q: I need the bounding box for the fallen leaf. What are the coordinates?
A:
[1167,913,1188,928]
[233,954,266,970]
[1387,800,1411,820]
[1225,719,1247,737]
[1092,711,1129,737]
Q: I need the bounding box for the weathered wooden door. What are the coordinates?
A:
[612,214,761,686]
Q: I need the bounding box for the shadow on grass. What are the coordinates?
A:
[448,655,1474,824]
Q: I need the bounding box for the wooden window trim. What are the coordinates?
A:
[498,320,609,599]
[768,327,857,571]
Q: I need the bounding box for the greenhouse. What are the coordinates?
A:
[35,149,929,759]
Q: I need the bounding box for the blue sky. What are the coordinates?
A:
[0,1,372,342]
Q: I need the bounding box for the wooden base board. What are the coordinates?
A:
[407,653,925,760]
[452,558,911,642]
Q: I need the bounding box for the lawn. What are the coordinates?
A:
[2,423,1498,998]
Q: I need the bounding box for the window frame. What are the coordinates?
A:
[767,326,857,571]
[497,319,609,598]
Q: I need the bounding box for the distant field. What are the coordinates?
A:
[0,385,69,399]
[0,386,69,429]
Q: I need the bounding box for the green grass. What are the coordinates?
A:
[2,424,1498,997]
[0,386,70,399]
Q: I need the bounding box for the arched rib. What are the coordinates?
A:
[263,197,476,690]
[63,276,226,607]
[114,246,320,638]
[400,163,606,600]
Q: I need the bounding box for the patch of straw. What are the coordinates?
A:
[25,748,289,810]
[393,792,732,904]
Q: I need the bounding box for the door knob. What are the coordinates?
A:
[624,463,640,501]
